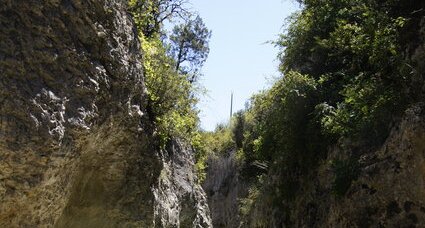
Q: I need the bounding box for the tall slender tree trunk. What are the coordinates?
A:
[176,39,185,72]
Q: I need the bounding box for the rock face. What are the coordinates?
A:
[154,139,211,228]
[242,104,425,227]
[202,151,246,228]
[0,0,211,227]
[317,103,425,227]
[296,103,425,227]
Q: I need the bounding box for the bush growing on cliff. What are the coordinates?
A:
[140,34,200,146]
[277,0,411,144]
[194,123,235,182]
[129,0,210,149]
[238,71,327,198]
[232,111,245,150]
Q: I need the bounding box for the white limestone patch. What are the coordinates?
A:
[31,89,68,143]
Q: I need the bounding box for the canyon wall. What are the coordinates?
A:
[0,1,211,227]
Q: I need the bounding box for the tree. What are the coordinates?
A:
[129,0,190,37]
[169,16,211,83]
[232,111,245,149]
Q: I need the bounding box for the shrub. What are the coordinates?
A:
[140,34,200,147]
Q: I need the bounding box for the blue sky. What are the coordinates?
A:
[189,1,300,131]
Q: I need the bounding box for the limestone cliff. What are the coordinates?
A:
[202,150,247,228]
[0,0,211,227]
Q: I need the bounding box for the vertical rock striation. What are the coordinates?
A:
[202,150,246,228]
[154,139,211,228]
[274,103,425,227]
[0,0,211,227]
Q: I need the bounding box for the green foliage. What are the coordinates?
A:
[194,124,235,183]
[247,71,322,168]
[194,111,259,183]
[331,158,360,197]
[129,0,211,84]
[169,15,212,82]
[243,71,327,199]
[239,185,260,217]
[129,1,209,151]
[232,111,245,149]
[140,34,200,147]
[129,0,215,184]
[128,0,159,37]
[129,0,190,37]
[276,0,412,144]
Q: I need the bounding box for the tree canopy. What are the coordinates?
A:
[169,16,212,82]
[129,0,190,37]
